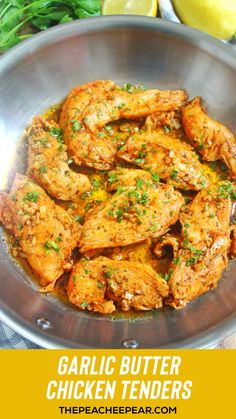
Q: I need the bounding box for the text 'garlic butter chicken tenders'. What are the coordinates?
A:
[27,116,90,200]
[0,174,80,291]
[60,80,188,170]
[67,257,169,313]
[167,182,233,308]
[182,97,236,179]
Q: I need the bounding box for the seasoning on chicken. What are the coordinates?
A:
[118,130,209,191]
[67,257,169,313]
[0,174,80,291]
[60,80,188,170]
[182,97,236,179]
[167,181,233,308]
[27,116,91,200]
[84,87,188,133]
[106,168,153,192]
[80,177,184,253]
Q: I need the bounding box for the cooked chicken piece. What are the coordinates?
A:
[84,88,188,133]
[67,258,115,314]
[67,257,169,313]
[118,130,209,191]
[80,180,184,253]
[154,233,181,259]
[182,97,236,179]
[27,116,90,200]
[0,174,80,291]
[145,111,181,131]
[107,168,153,192]
[60,80,117,170]
[167,181,233,308]
[60,80,187,170]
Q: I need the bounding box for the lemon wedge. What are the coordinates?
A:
[102,0,158,17]
[173,0,236,40]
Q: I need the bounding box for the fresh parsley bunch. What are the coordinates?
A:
[0,0,101,52]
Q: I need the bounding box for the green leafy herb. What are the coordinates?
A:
[44,240,60,253]
[170,169,178,180]
[23,191,39,203]
[152,172,160,183]
[72,120,82,132]
[80,300,88,309]
[50,127,63,143]
[164,125,171,133]
[108,173,117,183]
[92,178,101,188]
[39,165,48,174]
[74,215,84,223]
[172,256,180,265]
[0,1,101,52]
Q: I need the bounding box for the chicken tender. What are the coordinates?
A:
[67,257,169,313]
[182,97,236,179]
[0,174,80,291]
[60,80,187,170]
[27,116,90,200]
[167,181,233,308]
[118,130,209,191]
[60,80,117,170]
[80,179,184,253]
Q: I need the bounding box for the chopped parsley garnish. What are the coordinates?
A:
[186,256,198,267]
[73,274,78,282]
[108,173,117,183]
[74,215,84,223]
[217,182,232,199]
[23,191,39,203]
[92,178,101,188]
[97,281,103,289]
[39,166,48,174]
[122,83,135,93]
[80,300,88,309]
[105,268,115,278]
[152,173,160,183]
[170,169,178,180]
[118,102,126,109]
[72,120,82,132]
[136,178,143,189]
[164,125,171,133]
[50,127,63,143]
[97,131,105,138]
[44,240,60,253]
[172,256,180,265]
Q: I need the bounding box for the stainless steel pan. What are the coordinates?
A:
[0,16,236,348]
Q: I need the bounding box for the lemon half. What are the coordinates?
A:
[102,0,158,17]
[173,0,236,40]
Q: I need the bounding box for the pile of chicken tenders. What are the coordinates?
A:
[1,80,235,313]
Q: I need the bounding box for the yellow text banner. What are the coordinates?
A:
[0,349,235,418]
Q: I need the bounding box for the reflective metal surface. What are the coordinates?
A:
[0,16,236,348]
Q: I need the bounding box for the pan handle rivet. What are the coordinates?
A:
[36,317,51,330]
[122,339,139,349]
